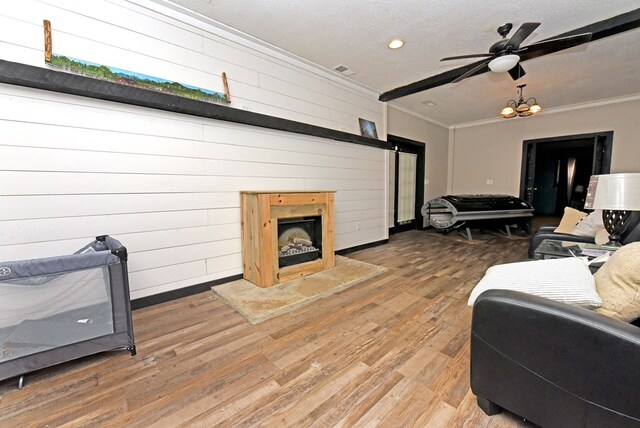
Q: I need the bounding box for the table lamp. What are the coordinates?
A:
[584,173,640,246]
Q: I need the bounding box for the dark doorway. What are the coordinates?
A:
[520,131,613,216]
[388,135,425,234]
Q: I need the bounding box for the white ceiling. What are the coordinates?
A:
[164,0,640,126]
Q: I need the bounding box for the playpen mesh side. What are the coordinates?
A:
[0,267,114,362]
[0,240,122,363]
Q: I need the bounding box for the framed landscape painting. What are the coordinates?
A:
[48,54,228,104]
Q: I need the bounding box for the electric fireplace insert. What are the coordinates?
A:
[277,217,322,268]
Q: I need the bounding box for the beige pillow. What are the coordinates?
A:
[594,242,640,322]
[554,207,588,234]
[595,228,610,245]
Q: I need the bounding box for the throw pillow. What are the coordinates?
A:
[468,257,601,308]
[595,228,610,245]
[594,242,640,322]
[572,210,604,237]
[554,207,588,234]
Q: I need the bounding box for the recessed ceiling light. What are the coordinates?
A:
[387,39,404,49]
[423,100,437,107]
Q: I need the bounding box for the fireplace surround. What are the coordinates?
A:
[241,191,335,288]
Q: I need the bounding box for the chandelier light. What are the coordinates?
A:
[500,84,542,119]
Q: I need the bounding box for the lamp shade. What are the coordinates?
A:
[488,54,520,73]
[584,173,640,210]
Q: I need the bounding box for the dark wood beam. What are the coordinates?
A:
[551,7,640,41]
[379,8,640,102]
[0,60,391,150]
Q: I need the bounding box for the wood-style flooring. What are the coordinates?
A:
[0,230,536,427]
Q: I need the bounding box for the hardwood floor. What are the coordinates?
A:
[0,230,537,427]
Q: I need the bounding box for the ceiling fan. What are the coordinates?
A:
[440,22,591,84]
[378,8,640,102]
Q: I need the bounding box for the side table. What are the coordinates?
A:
[533,239,618,272]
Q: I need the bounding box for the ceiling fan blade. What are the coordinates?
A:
[507,63,526,80]
[518,33,592,61]
[441,53,493,61]
[450,58,492,83]
[378,58,491,101]
[506,22,541,49]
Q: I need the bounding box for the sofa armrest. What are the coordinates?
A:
[528,232,596,258]
[535,225,558,233]
[471,290,640,427]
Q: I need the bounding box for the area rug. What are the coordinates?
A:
[212,256,387,324]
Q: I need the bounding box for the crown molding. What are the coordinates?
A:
[387,102,449,129]
[125,0,381,98]
[452,92,640,129]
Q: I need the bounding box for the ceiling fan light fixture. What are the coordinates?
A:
[387,39,405,49]
[488,54,520,73]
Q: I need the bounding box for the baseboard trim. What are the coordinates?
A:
[390,224,425,234]
[336,239,389,255]
[131,274,243,310]
[132,239,390,309]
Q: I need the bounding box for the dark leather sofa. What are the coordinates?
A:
[471,290,640,428]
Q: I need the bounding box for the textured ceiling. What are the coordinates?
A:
[162,0,640,126]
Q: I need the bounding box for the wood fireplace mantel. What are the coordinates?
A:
[240,191,335,288]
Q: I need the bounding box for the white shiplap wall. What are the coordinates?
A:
[0,0,387,299]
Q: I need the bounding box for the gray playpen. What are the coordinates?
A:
[0,235,135,388]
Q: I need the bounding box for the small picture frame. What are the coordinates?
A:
[358,118,378,139]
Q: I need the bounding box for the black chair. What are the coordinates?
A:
[528,213,640,258]
[470,290,640,428]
